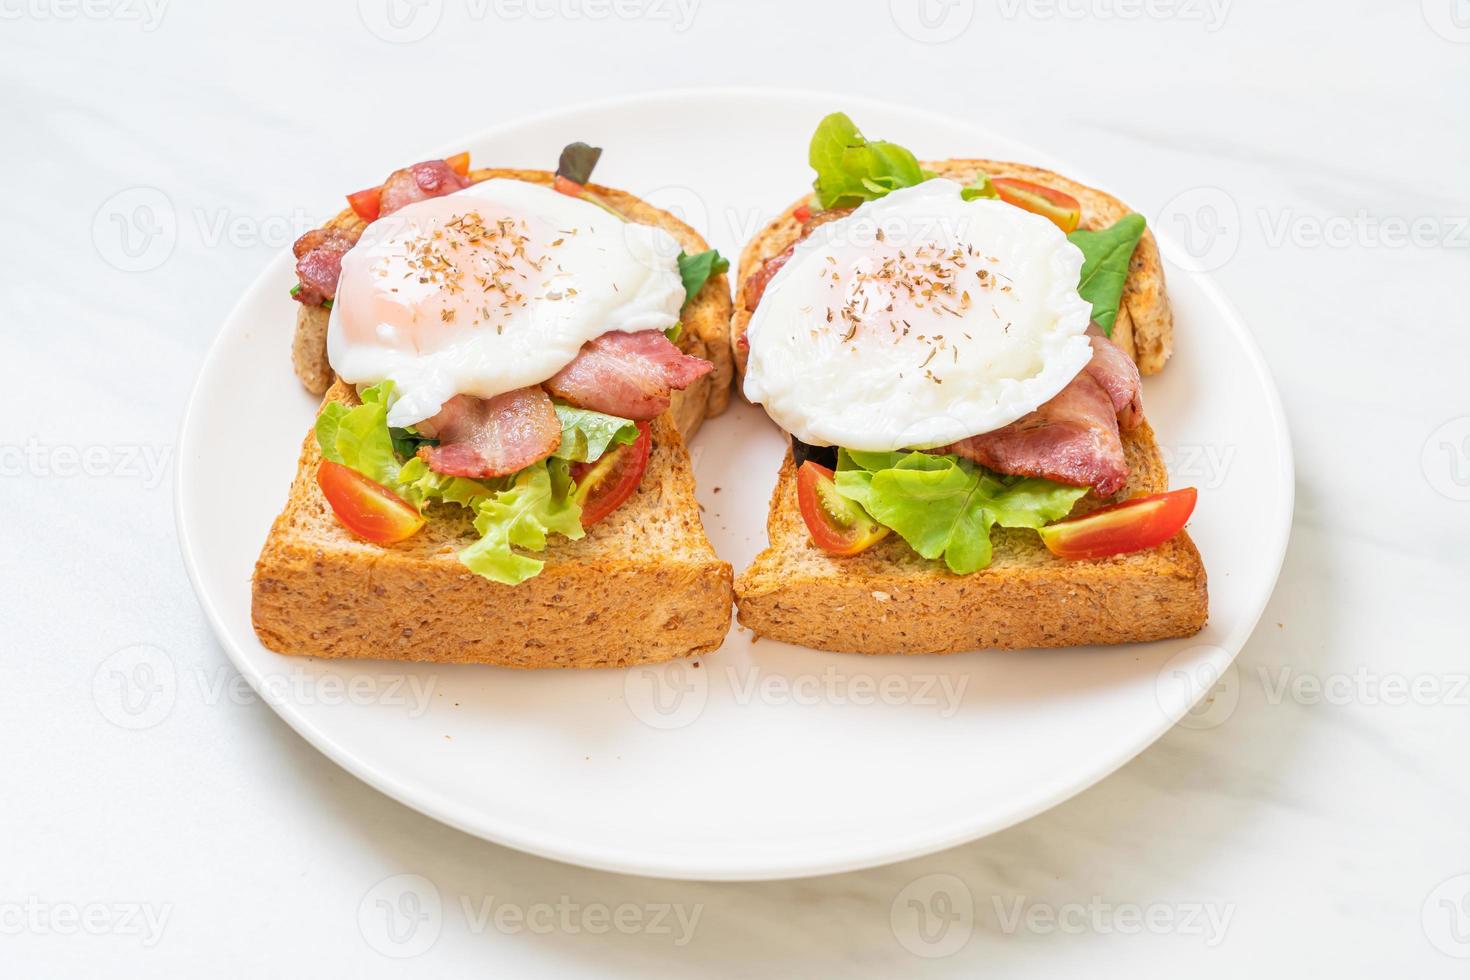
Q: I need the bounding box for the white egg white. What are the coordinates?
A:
[742,179,1094,451]
[327,178,686,428]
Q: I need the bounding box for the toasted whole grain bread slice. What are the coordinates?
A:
[730,160,1173,378]
[253,382,733,667]
[730,167,1203,653]
[291,167,734,441]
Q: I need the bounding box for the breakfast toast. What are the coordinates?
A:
[732,156,1206,654]
[255,155,735,666]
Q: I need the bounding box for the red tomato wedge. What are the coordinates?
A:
[796,461,890,556]
[1038,487,1197,560]
[992,178,1082,233]
[346,186,382,223]
[792,203,812,224]
[316,460,425,544]
[553,174,586,198]
[444,151,471,177]
[570,422,652,526]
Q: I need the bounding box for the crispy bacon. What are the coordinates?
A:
[291,226,359,306]
[378,160,471,217]
[545,330,713,420]
[742,207,854,311]
[414,388,561,479]
[1083,322,1143,431]
[947,372,1129,496]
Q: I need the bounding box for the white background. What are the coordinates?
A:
[4,0,1469,976]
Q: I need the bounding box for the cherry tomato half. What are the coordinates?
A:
[992,178,1082,233]
[796,461,890,556]
[1037,487,1197,560]
[553,174,586,198]
[316,460,425,544]
[444,151,471,177]
[570,422,652,526]
[345,186,382,223]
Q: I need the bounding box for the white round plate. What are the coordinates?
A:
[177,89,1292,881]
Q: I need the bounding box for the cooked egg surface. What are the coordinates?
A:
[742,179,1094,451]
[327,178,686,428]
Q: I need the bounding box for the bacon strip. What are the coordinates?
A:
[1083,322,1143,432]
[291,159,470,307]
[378,160,470,217]
[946,372,1128,496]
[292,227,360,307]
[545,330,713,420]
[414,388,561,479]
[743,207,854,311]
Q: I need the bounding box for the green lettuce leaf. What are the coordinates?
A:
[393,456,497,510]
[676,249,729,308]
[552,404,639,463]
[808,112,932,209]
[833,450,1088,574]
[312,382,588,585]
[960,174,998,201]
[458,460,586,585]
[314,382,401,488]
[1068,214,1147,336]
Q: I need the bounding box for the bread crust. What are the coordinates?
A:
[730,160,1173,379]
[252,383,733,667]
[289,167,734,440]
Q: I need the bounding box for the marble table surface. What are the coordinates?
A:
[4,1,1467,975]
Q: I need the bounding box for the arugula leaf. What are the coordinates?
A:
[833,450,1088,574]
[458,461,585,585]
[676,249,729,308]
[1067,214,1147,336]
[552,404,639,463]
[808,112,932,210]
[556,141,602,185]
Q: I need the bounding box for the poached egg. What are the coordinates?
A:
[327,178,686,428]
[742,179,1093,451]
